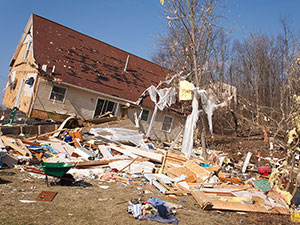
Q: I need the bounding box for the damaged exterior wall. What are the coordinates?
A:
[127,107,185,142]
[2,22,39,115]
[31,79,124,121]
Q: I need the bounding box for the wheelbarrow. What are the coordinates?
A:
[25,162,75,186]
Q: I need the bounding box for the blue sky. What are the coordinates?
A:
[0,0,299,107]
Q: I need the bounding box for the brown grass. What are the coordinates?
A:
[0,168,292,225]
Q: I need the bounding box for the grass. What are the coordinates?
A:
[0,168,293,225]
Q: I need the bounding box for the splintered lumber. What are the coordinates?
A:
[191,190,289,214]
[118,157,141,173]
[0,136,28,156]
[165,152,187,165]
[165,165,197,183]
[74,158,149,168]
[25,129,67,141]
[69,130,83,148]
[183,160,210,182]
[21,139,41,146]
[16,139,32,158]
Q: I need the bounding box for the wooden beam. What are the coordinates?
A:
[16,139,32,158]
[24,128,67,141]
[0,136,27,156]
[117,157,140,173]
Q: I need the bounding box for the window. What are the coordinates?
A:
[162,116,173,132]
[49,85,66,102]
[24,41,32,59]
[141,109,149,121]
[94,98,117,117]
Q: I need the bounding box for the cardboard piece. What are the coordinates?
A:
[35,191,57,201]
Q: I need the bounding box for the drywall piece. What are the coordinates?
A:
[74,147,96,159]
[98,145,114,160]
[90,127,145,147]
[109,159,154,174]
[39,139,75,156]
[144,173,189,194]
[107,144,138,158]
[242,152,253,173]
[108,143,162,163]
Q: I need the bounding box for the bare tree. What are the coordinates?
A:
[153,0,234,159]
[229,18,300,140]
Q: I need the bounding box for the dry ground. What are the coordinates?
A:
[0,134,294,224]
[0,166,292,225]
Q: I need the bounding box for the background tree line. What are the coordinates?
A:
[153,0,300,140]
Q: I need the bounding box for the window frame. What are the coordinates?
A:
[161,115,173,132]
[93,97,118,118]
[49,85,67,103]
[141,109,150,122]
[24,41,32,60]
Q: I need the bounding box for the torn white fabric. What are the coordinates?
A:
[181,89,204,159]
[181,88,232,159]
[199,91,230,134]
[145,86,177,137]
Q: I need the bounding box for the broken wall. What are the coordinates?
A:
[127,107,185,142]
[31,79,125,121]
[2,28,38,115]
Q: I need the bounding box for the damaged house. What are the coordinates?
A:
[2,14,185,141]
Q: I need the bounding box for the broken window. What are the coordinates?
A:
[49,85,66,102]
[24,41,32,60]
[162,116,173,132]
[141,109,150,121]
[94,98,117,118]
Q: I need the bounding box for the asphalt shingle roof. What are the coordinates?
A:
[32,14,173,104]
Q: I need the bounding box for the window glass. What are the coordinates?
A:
[162,116,173,132]
[24,41,32,59]
[50,85,66,102]
[94,98,117,117]
[141,109,149,121]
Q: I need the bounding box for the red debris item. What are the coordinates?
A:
[262,127,268,143]
[258,166,270,176]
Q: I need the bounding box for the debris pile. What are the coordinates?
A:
[0,116,295,224]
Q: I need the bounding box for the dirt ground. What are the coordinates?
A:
[0,135,294,225]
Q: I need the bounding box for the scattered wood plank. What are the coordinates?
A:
[191,190,289,214]
[118,157,140,173]
[25,129,67,141]
[0,136,27,156]
[74,158,148,168]
[16,139,32,158]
